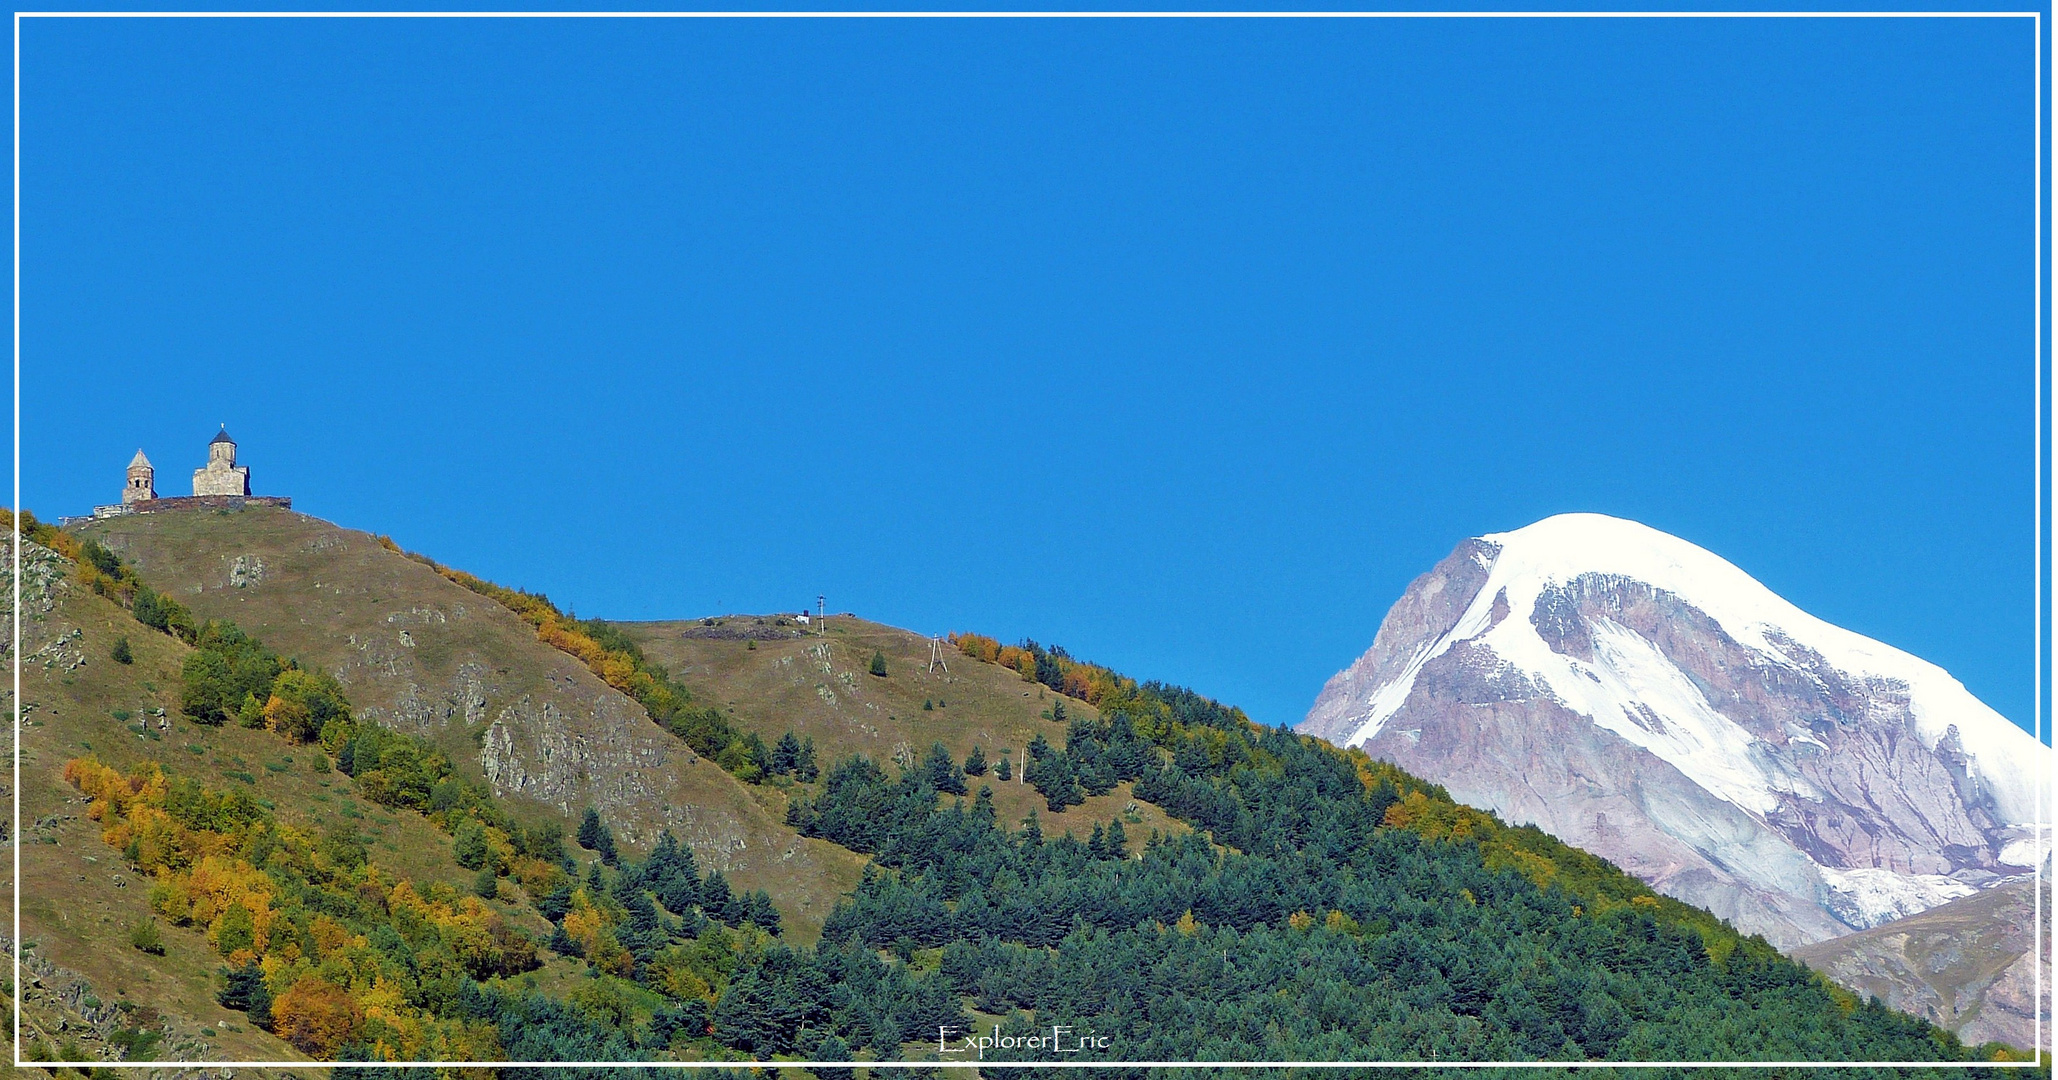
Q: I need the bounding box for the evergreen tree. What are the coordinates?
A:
[995,754,1012,781]
[1023,735,1084,811]
[452,822,490,870]
[869,651,888,677]
[596,824,620,866]
[577,807,604,851]
[963,745,988,776]
[810,1034,855,1080]
[743,730,771,773]
[770,731,802,776]
[703,869,738,923]
[795,736,820,782]
[473,866,499,899]
[110,636,133,665]
[547,923,581,957]
[539,881,575,923]
[745,889,783,934]
[217,963,273,1030]
[922,742,967,795]
[1105,818,1128,858]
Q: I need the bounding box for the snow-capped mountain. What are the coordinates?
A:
[1301,513,2047,947]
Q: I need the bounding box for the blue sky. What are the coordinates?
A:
[18,16,2046,739]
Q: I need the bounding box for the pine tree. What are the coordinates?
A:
[995,754,1012,781]
[473,866,499,899]
[577,807,604,850]
[963,745,988,776]
[770,731,802,776]
[923,741,967,795]
[796,736,820,782]
[596,823,620,866]
[703,869,738,923]
[1105,818,1128,858]
[745,889,782,934]
[110,636,133,665]
[539,880,575,922]
[217,963,273,1029]
[869,651,888,677]
[1023,735,1083,811]
[1087,823,1109,860]
[453,822,490,870]
[812,1034,855,1080]
[743,730,771,774]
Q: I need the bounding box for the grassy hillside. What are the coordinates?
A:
[613,616,1186,848]
[78,507,865,938]
[9,524,606,1066]
[5,518,860,1069]
[9,504,2039,1071]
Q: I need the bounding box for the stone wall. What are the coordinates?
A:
[124,495,290,513]
[191,462,250,496]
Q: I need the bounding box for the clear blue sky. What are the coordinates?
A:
[18,15,2047,740]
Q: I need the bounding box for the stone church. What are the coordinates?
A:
[89,428,290,519]
[192,427,251,497]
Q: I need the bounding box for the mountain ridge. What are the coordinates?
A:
[1302,513,2046,948]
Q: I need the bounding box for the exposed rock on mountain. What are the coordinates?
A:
[1792,878,2047,1051]
[1302,513,2047,948]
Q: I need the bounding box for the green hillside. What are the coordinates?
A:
[613,616,1188,851]
[6,504,2040,1073]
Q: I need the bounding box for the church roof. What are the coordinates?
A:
[211,428,235,445]
[128,449,151,468]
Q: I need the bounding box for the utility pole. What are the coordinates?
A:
[928,636,948,673]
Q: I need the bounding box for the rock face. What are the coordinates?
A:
[1791,879,2048,1051]
[1303,514,2047,948]
[78,507,867,936]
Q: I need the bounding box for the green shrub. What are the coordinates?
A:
[127,918,164,955]
[109,637,133,665]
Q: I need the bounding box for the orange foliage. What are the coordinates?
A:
[948,632,1132,707]
[272,977,364,1057]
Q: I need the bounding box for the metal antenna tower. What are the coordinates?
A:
[928,636,949,673]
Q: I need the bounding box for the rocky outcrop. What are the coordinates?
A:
[1303,514,2048,949]
[1792,879,2049,1052]
[80,508,864,908]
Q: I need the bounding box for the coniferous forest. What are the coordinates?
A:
[19,513,2038,1078]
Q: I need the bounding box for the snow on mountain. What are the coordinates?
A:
[1303,513,2048,947]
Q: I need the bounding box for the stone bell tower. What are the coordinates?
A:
[192,426,251,497]
[122,449,155,504]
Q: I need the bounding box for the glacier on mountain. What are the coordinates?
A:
[1304,513,2048,945]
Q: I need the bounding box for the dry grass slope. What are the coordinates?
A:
[76,507,864,939]
[614,615,1186,848]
